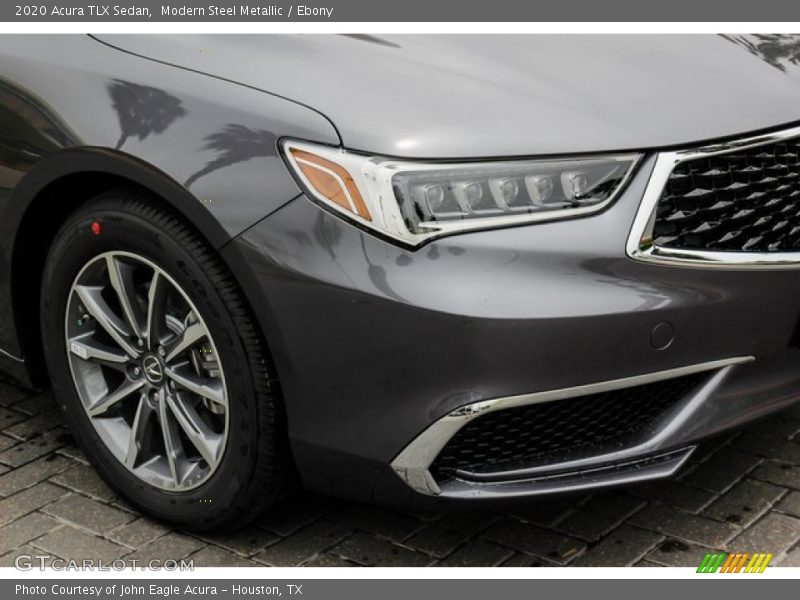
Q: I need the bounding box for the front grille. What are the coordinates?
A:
[430,372,707,481]
[653,136,800,252]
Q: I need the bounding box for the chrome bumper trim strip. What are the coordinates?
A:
[437,447,695,499]
[390,356,753,496]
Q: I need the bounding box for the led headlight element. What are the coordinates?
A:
[284,141,640,246]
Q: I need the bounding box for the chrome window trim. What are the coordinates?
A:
[390,356,753,496]
[627,124,800,269]
[0,346,24,363]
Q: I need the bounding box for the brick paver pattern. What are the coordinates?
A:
[1,377,799,568]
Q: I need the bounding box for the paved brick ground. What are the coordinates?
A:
[1,377,800,568]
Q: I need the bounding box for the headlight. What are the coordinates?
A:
[283,140,640,246]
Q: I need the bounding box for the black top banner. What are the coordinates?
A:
[4,0,800,22]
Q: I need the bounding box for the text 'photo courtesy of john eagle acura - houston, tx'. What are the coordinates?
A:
[1,33,799,531]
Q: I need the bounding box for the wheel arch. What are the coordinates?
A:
[9,147,277,388]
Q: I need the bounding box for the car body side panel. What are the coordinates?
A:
[0,34,339,358]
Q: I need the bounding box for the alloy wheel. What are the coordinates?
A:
[64,251,229,491]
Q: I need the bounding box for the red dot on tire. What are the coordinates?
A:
[91,221,101,236]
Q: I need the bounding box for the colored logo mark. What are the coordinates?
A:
[697,552,773,573]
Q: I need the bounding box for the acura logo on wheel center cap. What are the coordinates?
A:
[142,354,164,385]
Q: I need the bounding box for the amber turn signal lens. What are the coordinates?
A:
[289,148,372,221]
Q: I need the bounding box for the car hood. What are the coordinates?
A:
[95,34,800,159]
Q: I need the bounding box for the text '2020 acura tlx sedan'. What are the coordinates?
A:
[2,34,800,530]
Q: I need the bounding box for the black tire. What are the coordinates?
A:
[40,188,290,531]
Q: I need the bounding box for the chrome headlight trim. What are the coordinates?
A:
[283,140,641,247]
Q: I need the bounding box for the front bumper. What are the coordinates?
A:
[226,151,800,504]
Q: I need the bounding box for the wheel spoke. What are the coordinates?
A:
[157,389,183,487]
[166,368,226,408]
[164,320,206,363]
[125,393,154,468]
[68,335,128,369]
[166,393,223,468]
[75,285,139,358]
[106,255,143,339]
[87,378,145,418]
[145,270,167,350]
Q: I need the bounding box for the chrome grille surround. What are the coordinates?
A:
[627,124,800,268]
